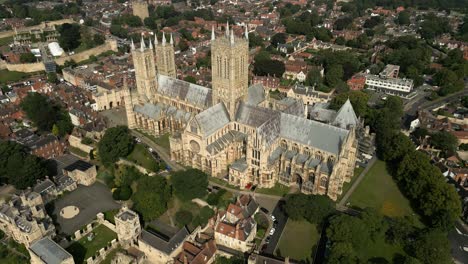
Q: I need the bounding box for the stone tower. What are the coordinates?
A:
[131,36,157,101]
[132,0,149,20]
[114,206,141,246]
[211,23,249,119]
[123,78,136,129]
[154,33,177,78]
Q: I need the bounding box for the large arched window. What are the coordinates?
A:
[280,140,288,150]
[320,177,327,188]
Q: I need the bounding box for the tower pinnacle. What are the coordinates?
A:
[225,22,229,38]
[131,38,135,50]
[211,25,215,41]
[140,35,145,51]
[245,25,249,39]
[170,33,174,46]
[162,32,166,46]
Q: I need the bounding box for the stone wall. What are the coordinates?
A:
[55,39,118,66]
[0,39,118,74]
[0,19,74,39]
[0,60,45,72]
[117,158,155,176]
[69,135,94,155]
[85,238,119,264]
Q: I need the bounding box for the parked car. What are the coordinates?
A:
[265,236,271,244]
[271,215,276,222]
[269,228,276,236]
[260,207,269,214]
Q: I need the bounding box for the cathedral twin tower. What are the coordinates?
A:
[130,23,250,119]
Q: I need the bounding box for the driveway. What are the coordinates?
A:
[52,183,120,235]
[263,200,288,255]
[449,221,468,264]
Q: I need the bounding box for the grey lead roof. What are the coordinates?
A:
[30,237,72,264]
[280,113,349,155]
[158,75,212,109]
[246,83,265,106]
[140,227,190,254]
[332,99,358,129]
[194,103,230,137]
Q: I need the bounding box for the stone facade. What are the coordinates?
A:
[125,24,358,201]
[132,0,149,20]
[0,191,55,247]
[115,206,141,246]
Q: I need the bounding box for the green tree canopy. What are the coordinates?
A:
[132,176,171,222]
[20,93,72,136]
[171,169,208,201]
[285,194,335,226]
[98,126,134,166]
[0,140,47,189]
[58,23,81,50]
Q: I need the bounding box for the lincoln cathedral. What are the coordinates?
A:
[124,24,358,201]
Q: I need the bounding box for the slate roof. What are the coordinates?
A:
[230,158,248,172]
[63,160,93,172]
[280,113,349,155]
[193,103,230,137]
[30,237,72,264]
[158,75,212,109]
[134,103,192,122]
[332,99,358,129]
[235,102,279,128]
[140,227,190,254]
[246,83,265,106]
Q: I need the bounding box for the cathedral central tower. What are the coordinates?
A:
[211,24,249,119]
[131,36,157,101]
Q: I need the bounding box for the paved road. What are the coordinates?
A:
[131,130,184,172]
[449,221,468,264]
[263,200,287,255]
[337,157,377,207]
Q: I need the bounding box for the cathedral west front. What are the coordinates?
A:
[124,24,358,201]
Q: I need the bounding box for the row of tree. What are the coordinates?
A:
[369,96,461,229]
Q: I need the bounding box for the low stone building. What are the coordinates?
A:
[115,206,141,246]
[138,227,191,263]
[29,237,74,264]
[63,160,97,186]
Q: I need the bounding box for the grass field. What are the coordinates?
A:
[256,182,291,197]
[67,224,117,263]
[276,220,319,262]
[127,144,158,172]
[349,160,417,218]
[358,235,404,262]
[0,70,30,85]
[0,36,13,46]
[339,166,365,201]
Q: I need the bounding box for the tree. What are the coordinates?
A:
[184,76,196,84]
[20,53,36,63]
[132,176,171,221]
[171,169,208,201]
[397,11,411,25]
[0,141,47,189]
[325,65,344,87]
[58,23,81,50]
[175,210,193,227]
[47,72,58,84]
[410,230,452,264]
[305,69,322,86]
[98,126,134,166]
[285,194,334,226]
[270,33,287,47]
[430,131,458,154]
[144,17,157,30]
[248,33,263,48]
[93,34,105,46]
[20,93,72,136]
[329,91,369,117]
[52,124,59,136]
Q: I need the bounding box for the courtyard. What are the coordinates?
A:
[275,220,319,262]
[52,183,120,235]
[66,224,117,264]
[348,160,419,220]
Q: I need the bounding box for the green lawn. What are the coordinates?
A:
[67,224,117,264]
[127,144,159,172]
[135,130,171,151]
[100,247,121,264]
[0,36,13,46]
[256,182,291,197]
[209,177,240,190]
[349,160,417,218]
[339,166,365,201]
[69,146,89,158]
[0,70,30,85]
[276,220,319,262]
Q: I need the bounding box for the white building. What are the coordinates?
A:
[365,74,414,97]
